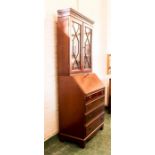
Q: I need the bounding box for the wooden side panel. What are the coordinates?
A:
[57,17,70,75]
[58,76,85,138]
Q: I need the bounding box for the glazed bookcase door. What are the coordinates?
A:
[70,18,83,73]
[82,23,92,72]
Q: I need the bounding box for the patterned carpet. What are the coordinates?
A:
[44,111,111,155]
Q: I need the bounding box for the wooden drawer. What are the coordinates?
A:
[85,113,104,136]
[85,104,104,123]
[85,97,104,112]
[85,89,105,102]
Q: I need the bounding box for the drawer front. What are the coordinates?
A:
[86,97,104,113]
[85,105,104,123]
[86,89,105,102]
[86,114,104,136]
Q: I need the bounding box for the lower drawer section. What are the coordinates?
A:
[85,104,104,123]
[86,97,104,113]
[85,113,104,136]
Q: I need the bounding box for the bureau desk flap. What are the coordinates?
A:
[71,73,104,94]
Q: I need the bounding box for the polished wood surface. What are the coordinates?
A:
[85,104,104,123]
[58,73,105,147]
[58,76,85,138]
[57,16,70,75]
[85,97,105,112]
[57,8,105,148]
[72,73,104,94]
[85,113,104,136]
[57,8,94,25]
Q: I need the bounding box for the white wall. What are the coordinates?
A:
[44,0,108,141]
[78,0,108,80]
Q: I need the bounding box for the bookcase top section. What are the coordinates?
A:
[57,8,94,24]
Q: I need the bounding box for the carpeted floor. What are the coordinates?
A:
[44,111,111,155]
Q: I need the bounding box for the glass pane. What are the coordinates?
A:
[71,21,81,70]
[83,26,92,69]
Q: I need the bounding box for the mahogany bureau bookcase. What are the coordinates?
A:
[57,8,105,148]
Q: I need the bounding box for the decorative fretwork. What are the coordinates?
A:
[83,26,92,69]
[71,22,81,70]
